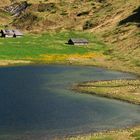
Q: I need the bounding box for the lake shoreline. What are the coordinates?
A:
[66,125,140,140]
[0,60,31,67]
[73,79,140,105]
[0,59,139,76]
[70,79,140,140]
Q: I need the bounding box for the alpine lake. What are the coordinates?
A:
[0,64,140,139]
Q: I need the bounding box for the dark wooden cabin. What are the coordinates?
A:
[68,38,88,45]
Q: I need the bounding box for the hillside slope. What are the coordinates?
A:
[0,0,139,73]
[0,0,10,7]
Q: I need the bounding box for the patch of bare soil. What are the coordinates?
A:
[0,60,31,66]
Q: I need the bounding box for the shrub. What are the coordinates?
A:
[83,20,94,30]
[38,3,56,12]
[77,11,89,16]
[60,10,68,16]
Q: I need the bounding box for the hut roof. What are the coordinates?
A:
[13,30,23,36]
[3,29,14,35]
[69,38,88,43]
[1,29,23,36]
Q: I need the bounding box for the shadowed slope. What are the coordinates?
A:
[119,6,140,26]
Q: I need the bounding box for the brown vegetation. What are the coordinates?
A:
[74,80,140,105]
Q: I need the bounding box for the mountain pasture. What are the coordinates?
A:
[0,31,107,61]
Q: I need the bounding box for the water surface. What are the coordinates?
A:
[0,65,140,139]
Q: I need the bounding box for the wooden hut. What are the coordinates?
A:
[68,38,88,45]
[1,29,23,38]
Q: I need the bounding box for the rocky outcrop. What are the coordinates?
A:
[5,1,28,16]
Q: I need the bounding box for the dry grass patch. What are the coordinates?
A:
[0,60,31,66]
[66,126,140,140]
[74,79,140,105]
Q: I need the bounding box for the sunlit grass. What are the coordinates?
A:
[0,31,108,60]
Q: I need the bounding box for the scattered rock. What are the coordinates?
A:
[4,1,28,16]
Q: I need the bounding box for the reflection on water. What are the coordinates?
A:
[0,65,139,139]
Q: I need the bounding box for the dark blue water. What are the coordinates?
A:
[0,65,140,139]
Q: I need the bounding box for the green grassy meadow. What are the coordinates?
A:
[0,31,107,60]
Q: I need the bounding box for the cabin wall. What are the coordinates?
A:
[5,35,14,38]
[68,40,74,45]
[0,31,5,37]
[74,42,88,45]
